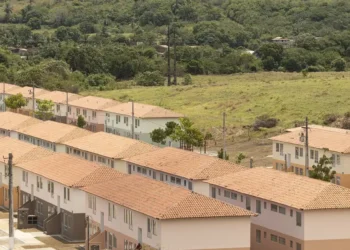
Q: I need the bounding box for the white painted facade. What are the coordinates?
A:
[0,162,22,188]
[67,106,104,130]
[18,168,85,214]
[17,133,65,153]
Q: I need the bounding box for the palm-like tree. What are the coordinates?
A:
[4,2,13,23]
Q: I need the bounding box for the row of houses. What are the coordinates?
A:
[0,83,183,146]
[2,112,350,249]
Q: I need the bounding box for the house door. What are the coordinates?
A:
[100,212,104,232]
[31,184,34,201]
[211,187,216,198]
[57,195,60,213]
[138,228,142,244]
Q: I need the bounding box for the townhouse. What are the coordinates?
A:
[205,167,350,250]
[0,137,53,211]
[15,120,92,152]
[0,83,21,111]
[63,132,158,169]
[0,112,42,138]
[67,96,120,132]
[16,153,124,241]
[270,125,350,188]
[35,91,82,123]
[6,86,49,115]
[103,102,183,145]
[83,174,254,250]
[122,147,246,194]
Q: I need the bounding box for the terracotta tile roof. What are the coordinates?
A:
[68,96,120,110]
[36,91,82,104]
[206,167,350,210]
[64,132,158,159]
[15,120,92,143]
[6,86,49,98]
[103,102,183,119]
[16,153,124,187]
[0,83,21,92]
[124,147,247,180]
[82,175,254,219]
[0,112,42,130]
[0,137,54,164]
[270,126,350,153]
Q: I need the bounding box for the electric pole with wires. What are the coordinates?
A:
[7,153,14,250]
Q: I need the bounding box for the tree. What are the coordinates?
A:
[135,71,165,86]
[170,117,203,150]
[77,115,86,128]
[150,128,167,145]
[218,148,229,160]
[332,58,346,72]
[4,93,26,110]
[35,99,54,121]
[236,153,246,164]
[27,17,41,30]
[4,2,13,23]
[309,155,336,182]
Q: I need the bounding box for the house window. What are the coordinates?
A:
[83,110,87,117]
[337,155,341,165]
[296,211,302,226]
[77,108,80,115]
[124,117,129,126]
[184,180,187,186]
[170,176,176,183]
[280,144,284,155]
[224,190,230,198]
[290,241,293,248]
[64,187,70,201]
[256,200,261,214]
[246,196,251,210]
[153,171,156,180]
[310,149,314,159]
[142,168,147,175]
[279,206,286,214]
[48,181,54,196]
[137,167,141,173]
[296,243,302,250]
[300,168,304,176]
[290,209,293,217]
[116,115,121,123]
[279,237,286,245]
[315,151,319,163]
[92,111,96,118]
[271,234,278,242]
[264,202,267,209]
[135,119,140,128]
[188,181,192,190]
[271,204,278,212]
[218,189,221,196]
[56,104,60,112]
[176,178,181,185]
[295,147,299,159]
[231,192,237,200]
[148,170,152,176]
[256,230,261,243]
[276,143,280,152]
[240,195,243,202]
[160,173,164,181]
[68,106,71,114]
[124,209,133,229]
[299,148,303,157]
[147,218,152,238]
[113,234,117,248]
[36,176,43,190]
[152,219,157,235]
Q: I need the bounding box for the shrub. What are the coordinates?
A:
[135,71,165,86]
[182,74,193,85]
[253,115,278,131]
[85,73,115,87]
[323,113,338,125]
[332,58,346,72]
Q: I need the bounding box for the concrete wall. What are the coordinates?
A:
[67,107,105,130]
[160,217,251,250]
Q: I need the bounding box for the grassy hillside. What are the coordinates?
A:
[83,72,350,131]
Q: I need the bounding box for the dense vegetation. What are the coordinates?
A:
[1,0,350,91]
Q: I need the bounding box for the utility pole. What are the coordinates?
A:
[167,25,171,86]
[284,154,288,172]
[8,153,14,250]
[305,116,309,176]
[32,83,35,117]
[131,101,135,139]
[223,112,226,160]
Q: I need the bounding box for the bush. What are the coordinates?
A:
[182,74,193,85]
[27,17,41,30]
[85,73,115,87]
[253,115,278,131]
[332,58,346,72]
[307,65,325,72]
[323,113,338,125]
[341,118,350,129]
[135,71,165,86]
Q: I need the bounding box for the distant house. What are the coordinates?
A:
[0,112,42,138]
[271,37,294,47]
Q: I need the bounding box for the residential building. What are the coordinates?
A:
[64,132,158,170]
[83,174,254,250]
[270,125,350,188]
[123,147,246,193]
[0,83,21,111]
[0,137,53,211]
[205,167,350,250]
[0,112,42,138]
[103,102,183,145]
[6,86,49,116]
[35,91,82,123]
[15,121,92,152]
[67,96,120,132]
[17,153,124,242]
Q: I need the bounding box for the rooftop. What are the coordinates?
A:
[124,147,247,180]
[206,167,350,210]
[68,96,120,110]
[36,91,82,104]
[270,125,350,153]
[16,153,124,188]
[0,137,54,164]
[64,132,158,159]
[82,175,254,220]
[103,102,183,119]
[6,86,49,98]
[1,83,21,92]
[0,112,42,131]
[15,120,92,143]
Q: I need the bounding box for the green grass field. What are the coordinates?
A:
[83,72,350,131]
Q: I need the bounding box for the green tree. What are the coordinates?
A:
[218,148,229,160]
[171,117,203,150]
[135,71,165,86]
[4,93,26,110]
[236,153,246,164]
[4,2,13,23]
[332,58,346,72]
[309,155,336,182]
[35,99,54,120]
[150,128,167,145]
[27,17,41,30]
[77,115,86,128]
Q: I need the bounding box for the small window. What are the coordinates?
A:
[148,170,152,176]
[279,237,286,245]
[290,241,293,248]
[137,167,141,173]
[296,243,302,250]
[231,192,237,200]
[240,195,244,202]
[142,168,147,175]
[337,155,341,165]
[256,200,261,214]
[184,180,187,186]
[295,147,299,159]
[264,202,267,209]
[278,206,286,215]
[290,209,293,217]
[175,178,181,185]
[171,176,176,183]
[296,212,302,226]
[188,181,193,190]
[224,190,230,198]
[299,148,303,157]
[246,196,251,210]
[310,149,314,159]
[256,230,261,243]
[276,143,280,152]
[218,188,221,196]
[271,204,278,212]
[271,234,278,242]
[315,151,319,163]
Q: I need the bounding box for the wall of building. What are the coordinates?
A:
[85,193,162,249]
[160,217,251,250]
[67,107,105,129]
[18,134,57,152]
[193,180,210,196]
